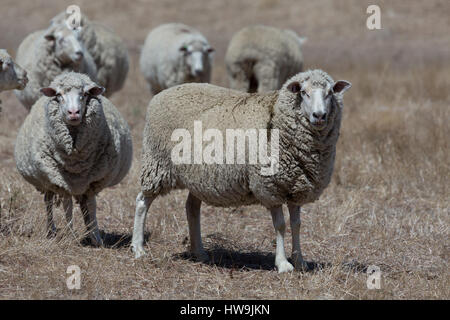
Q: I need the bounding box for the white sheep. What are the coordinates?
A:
[140,23,214,95]
[132,70,351,272]
[50,12,130,97]
[14,23,97,110]
[0,49,28,92]
[15,72,133,246]
[131,69,351,272]
[225,25,306,93]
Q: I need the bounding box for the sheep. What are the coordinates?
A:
[139,23,214,95]
[50,12,129,97]
[225,25,307,93]
[0,49,28,92]
[14,23,97,110]
[0,49,28,114]
[14,72,133,246]
[131,69,351,273]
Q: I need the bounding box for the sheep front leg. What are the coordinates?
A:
[270,206,294,273]
[131,192,154,258]
[44,191,57,237]
[79,194,103,247]
[186,192,208,262]
[288,204,308,271]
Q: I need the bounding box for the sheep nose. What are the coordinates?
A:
[194,68,203,76]
[74,51,83,61]
[68,109,80,119]
[312,112,326,121]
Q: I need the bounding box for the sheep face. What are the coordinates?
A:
[180,40,214,79]
[287,78,351,130]
[44,26,85,67]
[40,84,104,126]
[0,53,28,91]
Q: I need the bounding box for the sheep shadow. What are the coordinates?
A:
[174,248,369,273]
[173,234,369,273]
[80,230,150,249]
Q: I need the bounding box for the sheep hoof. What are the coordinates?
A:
[132,244,146,259]
[277,260,294,273]
[193,250,209,263]
[293,259,309,272]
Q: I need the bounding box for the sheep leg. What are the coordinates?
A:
[186,192,208,262]
[131,192,154,258]
[44,192,57,237]
[63,196,73,232]
[79,194,103,247]
[254,61,279,92]
[288,204,308,271]
[270,206,294,273]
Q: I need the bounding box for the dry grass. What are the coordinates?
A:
[0,0,448,299]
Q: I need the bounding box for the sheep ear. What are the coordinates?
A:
[333,80,351,95]
[298,37,307,46]
[287,81,301,94]
[41,87,57,97]
[86,85,105,96]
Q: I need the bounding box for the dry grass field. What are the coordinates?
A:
[0,0,448,299]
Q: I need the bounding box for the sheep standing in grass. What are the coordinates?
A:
[15,72,132,245]
[50,12,129,97]
[131,69,351,272]
[225,25,306,93]
[140,23,214,95]
[0,49,28,92]
[14,23,97,110]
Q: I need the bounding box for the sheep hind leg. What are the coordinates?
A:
[44,191,57,238]
[63,196,73,232]
[79,194,103,247]
[270,206,294,273]
[131,192,154,258]
[288,204,309,271]
[186,192,208,262]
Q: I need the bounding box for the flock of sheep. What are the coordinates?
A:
[1,11,351,273]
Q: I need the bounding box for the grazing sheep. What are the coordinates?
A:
[225,25,306,93]
[140,23,214,95]
[14,23,97,110]
[50,12,129,97]
[15,72,133,245]
[131,69,351,272]
[0,49,28,92]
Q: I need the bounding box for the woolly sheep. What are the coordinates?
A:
[50,12,130,97]
[225,25,307,93]
[14,23,97,110]
[15,72,133,246]
[0,49,28,92]
[140,23,214,95]
[131,69,351,273]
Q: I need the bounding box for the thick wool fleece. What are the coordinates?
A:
[50,12,129,97]
[140,23,213,94]
[140,69,343,209]
[225,25,304,92]
[15,73,132,197]
[14,30,97,110]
